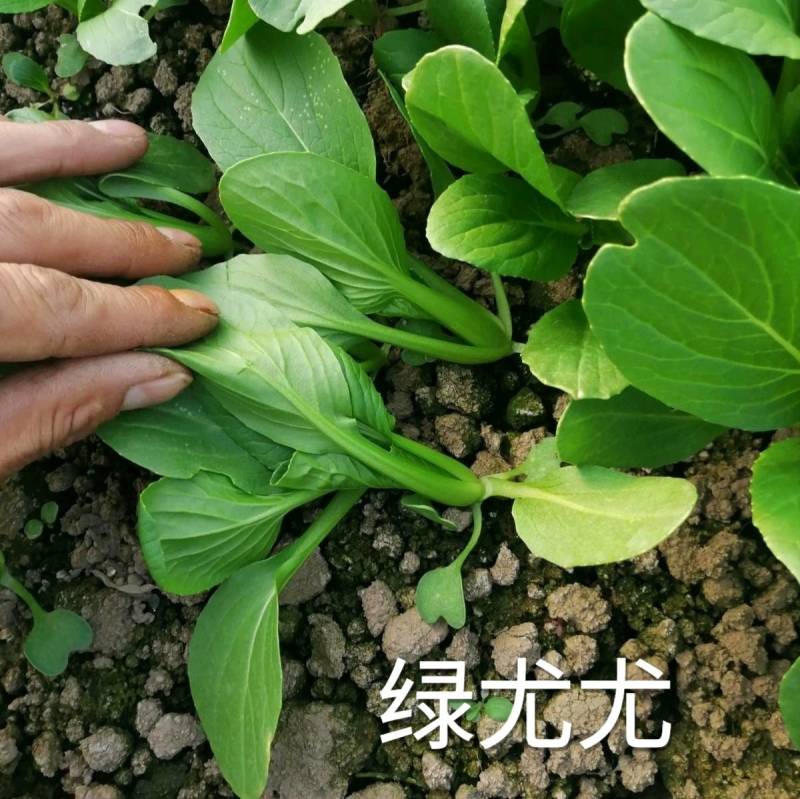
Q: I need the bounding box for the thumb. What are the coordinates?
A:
[0,353,192,479]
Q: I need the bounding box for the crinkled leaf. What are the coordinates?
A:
[427,174,582,280]
[642,0,800,58]
[560,0,642,90]
[188,559,282,799]
[512,466,696,567]
[404,46,562,206]
[248,0,352,33]
[77,0,157,66]
[751,437,800,583]
[779,656,800,750]
[557,388,726,468]
[2,52,50,94]
[193,24,375,176]
[523,299,628,399]
[567,159,684,220]
[625,13,780,179]
[583,176,800,429]
[24,609,93,677]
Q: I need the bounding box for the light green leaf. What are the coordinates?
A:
[523,299,628,399]
[188,559,282,799]
[642,0,800,58]
[193,24,375,176]
[560,0,642,90]
[0,0,50,10]
[2,52,50,94]
[517,437,561,482]
[625,13,780,179]
[55,33,88,78]
[40,501,59,525]
[139,472,321,594]
[221,0,258,51]
[374,29,444,88]
[77,0,156,66]
[779,656,800,750]
[511,467,696,567]
[220,152,413,315]
[404,46,562,206]
[24,609,93,677]
[483,696,513,722]
[248,0,352,33]
[751,437,800,583]
[416,564,467,628]
[427,0,499,58]
[583,176,800,430]
[271,451,391,490]
[567,159,685,220]
[401,493,458,530]
[427,174,582,280]
[6,107,53,122]
[24,519,44,539]
[557,388,726,468]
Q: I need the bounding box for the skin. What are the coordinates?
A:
[0,118,220,480]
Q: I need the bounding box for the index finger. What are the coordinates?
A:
[0,118,148,185]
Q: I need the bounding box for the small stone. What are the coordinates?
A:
[435,413,480,458]
[547,584,611,634]
[464,568,492,601]
[564,635,599,676]
[0,726,18,772]
[491,623,540,679]
[124,87,152,114]
[280,549,331,605]
[347,784,406,799]
[146,714,205,760]
[436,364,492,417]
[135,699,163,737]
[144,668,173,696]
[506,387,547,430]
[546,741,605,778]
[446,627,480,670]
[618,750,657,792]
[75,787,123,799]
[442,507,472,532]
[422,751,454,791]
[359,580,398,638]
[32,731,62,777]
[489,544,519,587]
[476,762,519,798]
[79,727,131,773]
[153,60,178,96]
[543,689,612,739]
[307,614,346,679]
[399,551,421,574]
[382,608,448,663]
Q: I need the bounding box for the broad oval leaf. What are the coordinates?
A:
[77,0,156,66]
[404,46,562,206]
[779,656,800,750]
[249,0,351,33]
[55,33,89,78]
[561,0,643,90]
[193,24,375,176]
[511,467,696,567]
[427,174,582,280]
[188,559,282,799]
[625,13,780,179]
[2,52,50,94]
[24,609,93,677]
[751,437,800,582]
[567,158,685,221]
[416,565,467,628]
[523,299,628,399]
[557,388,726,468]
[139,472,321,594]
[642,0,800,58]
[584,176,800,429]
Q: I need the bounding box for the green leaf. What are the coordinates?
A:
[642,0,800,58]
[567,159,685,220]
[139,472,321,594]
[427,0,499,58]
[55,33,88,78]
[24,609,93,677]
[248,0,352,33]
[416,564,467,628]
[193,24,375,176]
[188,559,282,799]
[510,467,696,567]
[427,174,582,280]
[0,0,50,11]
[220,0,258,52]
[6,107,53,122]
[517,437,561,482]
[579,108,628,146]
[401,493,458,530]
[24,519,44,539]
[40,501,59,525]
[557,388,726,468]
[77,0,157,66]
[374,29,444,88]
[560,0,642,90]
[103,134,215,194]
[483,696,513,722]
[523,299,627,399]
[779,656,800,750]
[271,451,391,490]
[2,52,50,94]
[751,437,800,583]
[496,0,539,92]
[404,46,562,206]
[220,152,413,315]
[583,176,800,430]
[625,13,780,179]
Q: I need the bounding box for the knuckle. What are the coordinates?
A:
[41,397,105,453]
[0,189,47,234]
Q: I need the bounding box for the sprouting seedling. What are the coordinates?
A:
[416,505,483,629]
[0,551,93,676]
[24,500,60,540]
[450,695,514,724]
[1,52,71,119]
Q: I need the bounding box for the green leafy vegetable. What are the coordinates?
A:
[426,0,499,58]
[77,0,157,66]
[248,0,352,34]
[55,33,88,78]
[779,657,800,749]
[2,52,51,94]
[584,176,800,429]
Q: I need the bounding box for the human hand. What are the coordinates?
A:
[0,118,219,479]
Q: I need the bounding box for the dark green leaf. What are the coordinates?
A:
[579,108,628,146]
[55,33,88,78]
[2,52,50,94]
[374,29,444,88]
[427,0,498,58]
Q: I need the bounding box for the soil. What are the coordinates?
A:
[1,4,799,799]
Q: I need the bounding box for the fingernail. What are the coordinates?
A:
[122,372,193,412]
[157,226,203,251]
[170,288,219,316]
[88,119,146,139]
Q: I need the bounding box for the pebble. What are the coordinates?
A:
[359,580,398,638]
[280,549,331,605]
[491,623,540,678]
[79,727,131,773]
[382,608,448,663]
[422,751,454,791]
[307,613,346,679]
[546,584,611,634]
[146,714,204,760]
[489,544,520,587]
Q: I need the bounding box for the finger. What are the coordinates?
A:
[0,189,201,277]
[0,262,218,362]
[0,118,148,185]
[0,353,193,479]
